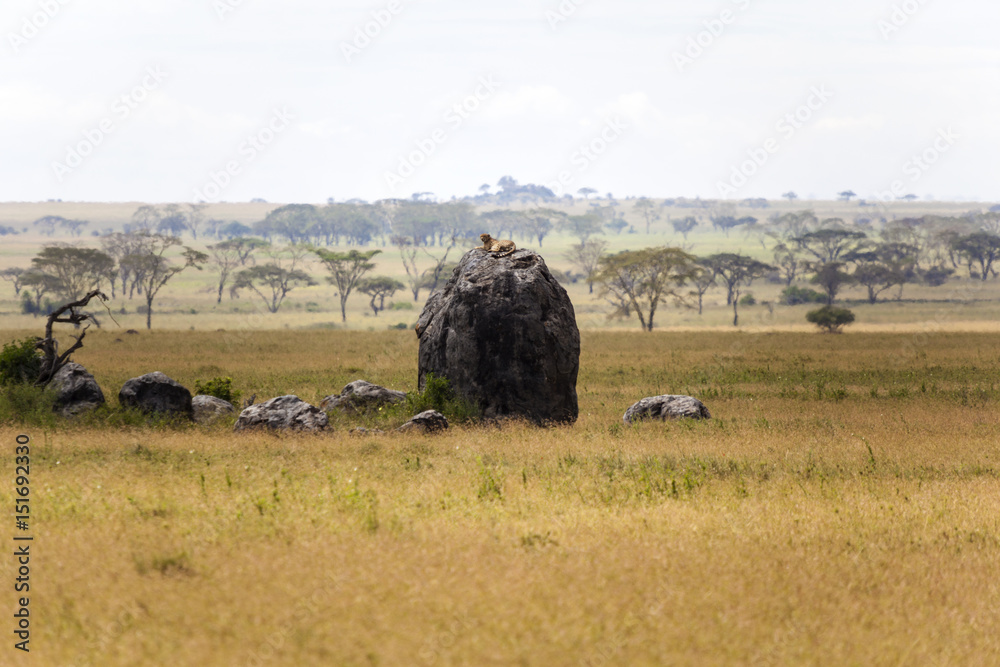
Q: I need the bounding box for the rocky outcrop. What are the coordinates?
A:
[233,395,328,433]
[51,362,105,416]
[623,395,711,425]
[415,248,579,424]
[191,395,236,425]
[118,372,192,417]
[396,410,449,434]
[320,380,406,413]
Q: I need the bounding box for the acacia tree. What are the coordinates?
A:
[31,246,114,301]
[672,217,698,240]
[560,213,604,247]
[705,253,774,326]
[951,231,1000,280]
[122,234,207,329]
[129,205,161,232]
[564,238,609,294]
[810,262,854,306]
[234,261,315,313]
[772,242,804,286]
[793,227,867,263]
[522,208,566,247]
[19,270,61,315]
[846,243,918,302]
[358,276,403,316]
[690,261,716,315]
[209,237,267,303]
[633,197,660,234]
[313,249,381,322]
[0,268,25,296]
[594,247,697,331]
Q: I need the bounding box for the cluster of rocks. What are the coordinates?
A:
[52,366,236,424]
[230,381,448,435]
[51,366,451,434]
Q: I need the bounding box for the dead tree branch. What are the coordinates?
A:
[35,290,109,387]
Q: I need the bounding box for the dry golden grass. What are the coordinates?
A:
[1,330,999,665]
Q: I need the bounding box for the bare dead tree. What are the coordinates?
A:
[34,290,110,387]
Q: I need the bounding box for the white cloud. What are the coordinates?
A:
[481,85,575,121]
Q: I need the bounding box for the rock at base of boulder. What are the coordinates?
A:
[119,372,192,417]
[234,395,328,433]
[192,395,236,425]
[51,362,105,417]
[623,395,711,425]
[320,380,406,413]
[396,410,449,434]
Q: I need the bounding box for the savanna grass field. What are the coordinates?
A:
[2,200,1000,665]
[1,328,999,665]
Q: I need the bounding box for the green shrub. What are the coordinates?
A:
[781,285,826,305]
[0,338,42,386]
[738,293,756,306]
[406,373,480,423]
[806,306,855,333]
[0,384,58,427]
[194,376,240,404]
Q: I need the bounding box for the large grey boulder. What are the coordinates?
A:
[234,395,328,433]
[320,380,406,413]
[192,395,236,425]
[396,410,449,434]
[118,372,192,417]
[415,248,579,424]
[51,362,105,416]
[623,395,711,425]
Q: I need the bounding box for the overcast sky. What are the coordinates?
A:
[1,0,997,204]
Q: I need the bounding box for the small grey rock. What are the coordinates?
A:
[623,395,711,425]
[234,395,328,433]
[119,372,192,417]
[396,410,449,434]
[192,395,236,425]
[51,362,105,417]
[320,380,406,413]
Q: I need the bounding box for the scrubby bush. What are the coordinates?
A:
[194,376,240,404]
[0,384,58,427]
[781,285,826,305]
[406,373,480,423]
[0,338,42,385]
[739,293,756,306]
[806,306,855,333]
